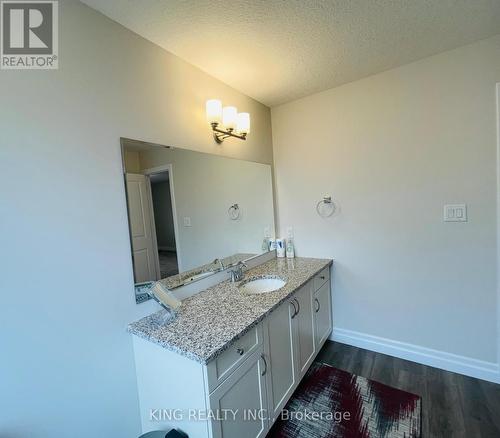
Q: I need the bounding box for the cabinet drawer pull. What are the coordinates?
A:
[320,275,325,280]
[290,300,298,318]
[236,348,245,356]
[260,354,268,376]
[315,298,320,313]
[294,298,300,315]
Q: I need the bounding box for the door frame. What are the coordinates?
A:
[496,82,500,381]
[142,164,183,272]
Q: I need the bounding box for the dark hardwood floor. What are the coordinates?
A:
[314,341,500,437]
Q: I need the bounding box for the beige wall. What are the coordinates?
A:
[123,150,141,173]
[0,1,273,437]
[272,35,500,367]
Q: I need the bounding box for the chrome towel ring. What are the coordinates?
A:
[316,196,336,218]
[228,203,240,220]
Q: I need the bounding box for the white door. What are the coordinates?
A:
[209,349,269,438]
[264,300,298,422]
[314,282,333,348]
[295,282,316,378]
[125,173,159,283]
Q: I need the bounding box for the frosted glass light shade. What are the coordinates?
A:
[222,106,238,130]
[206,99,222,124]
[236,112,250,134]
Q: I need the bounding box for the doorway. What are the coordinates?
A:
[149,170,179,278]
[125,163,181,283]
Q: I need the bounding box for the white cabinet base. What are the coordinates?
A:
[132,266,333,438]
[132,336,212,437]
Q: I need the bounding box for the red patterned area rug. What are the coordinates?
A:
[269,362,421,438]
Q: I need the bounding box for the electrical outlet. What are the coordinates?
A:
[183,217,192,227]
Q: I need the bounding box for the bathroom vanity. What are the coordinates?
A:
[129,256,333,437]
[121,137,333,437]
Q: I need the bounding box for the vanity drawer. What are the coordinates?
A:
[206,324,262,392]
[314,266,330,291]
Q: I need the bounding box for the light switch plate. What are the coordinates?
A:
[183,217,192,227]
[444,204,467,222]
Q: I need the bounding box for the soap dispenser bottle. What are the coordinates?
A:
[286,238,295,258]
[286,226,295,258]
[262,227,271,252]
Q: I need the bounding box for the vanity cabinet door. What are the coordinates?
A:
[209,349,268,438]
[314,281,333,349]
[264,299,298,422]
[294,281,316,378]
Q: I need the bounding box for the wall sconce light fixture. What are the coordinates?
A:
[206,99,250,143]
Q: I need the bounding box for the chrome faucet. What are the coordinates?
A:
[230,261,247,282]
[213,258,225,271]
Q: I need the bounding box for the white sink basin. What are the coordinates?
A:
[239,277,286,294]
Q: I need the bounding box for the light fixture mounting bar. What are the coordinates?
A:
[211,123,247,144]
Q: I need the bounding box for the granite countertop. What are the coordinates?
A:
[128,257,333,364]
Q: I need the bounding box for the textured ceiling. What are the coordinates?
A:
[81,0,500,106]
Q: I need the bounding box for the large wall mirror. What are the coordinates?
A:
[121,138,275,294]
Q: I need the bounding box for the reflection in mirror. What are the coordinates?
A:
[121,138,275,291]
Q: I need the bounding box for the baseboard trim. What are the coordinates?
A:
[332,327,500,384]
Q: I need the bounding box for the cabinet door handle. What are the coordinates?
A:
[290,300,298,318]
[315,298,320,313]
[294,298,300,315]
[260,354,268,376]
[320,275,325,280]
[236,348,245,356]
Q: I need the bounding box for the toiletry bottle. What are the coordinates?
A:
[286,238,295,258]
[268,238,276,252]
[276,238,286,258]
[261,237,269,252]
